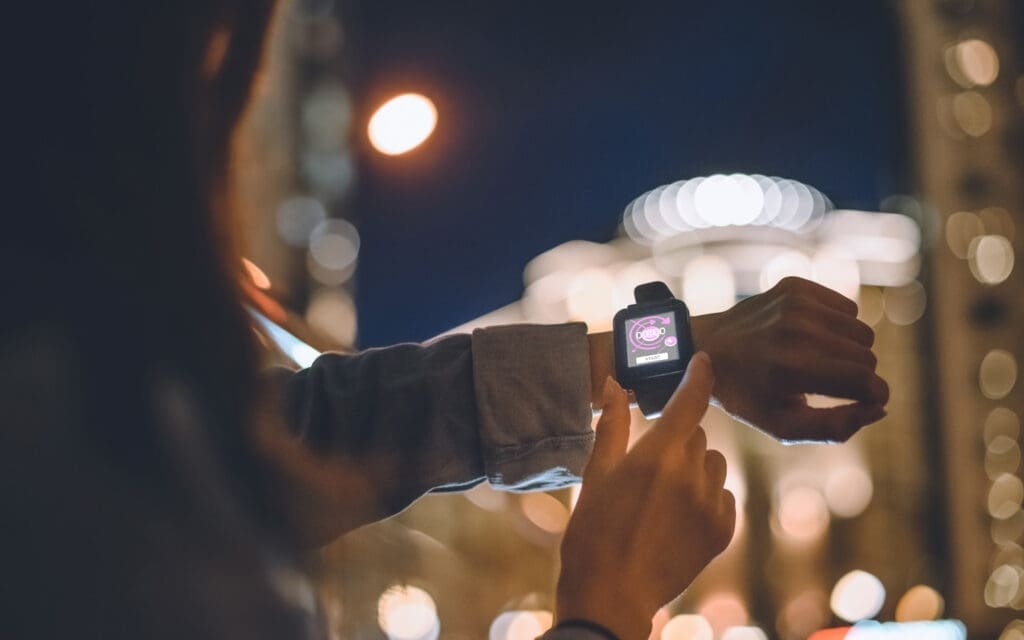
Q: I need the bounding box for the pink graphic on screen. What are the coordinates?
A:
[627,314,681,367]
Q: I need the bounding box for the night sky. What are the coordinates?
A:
[349,0,909,347]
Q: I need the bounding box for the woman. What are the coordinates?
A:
[1,2,885,638]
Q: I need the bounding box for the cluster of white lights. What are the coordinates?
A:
[623,174,834,245]
[937,38,1001,140]
[934,27,1024,632]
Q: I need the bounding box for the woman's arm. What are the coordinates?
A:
[255,323,597,546]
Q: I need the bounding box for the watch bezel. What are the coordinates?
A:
[613,298,692,389]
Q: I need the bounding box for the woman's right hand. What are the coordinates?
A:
[555,353,735,640]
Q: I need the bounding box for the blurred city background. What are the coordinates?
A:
[237,0,1024,638]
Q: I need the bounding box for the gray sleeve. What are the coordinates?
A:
[269,323,594,514]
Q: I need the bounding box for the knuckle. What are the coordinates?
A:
[864,349,879,368]
[777,276,805,293]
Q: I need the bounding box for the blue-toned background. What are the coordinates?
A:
[349,0,909,346]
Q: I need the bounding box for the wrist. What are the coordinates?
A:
[556,579,651,640]
[688,312,719,354]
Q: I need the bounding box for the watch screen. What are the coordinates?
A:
[626,313,681,367]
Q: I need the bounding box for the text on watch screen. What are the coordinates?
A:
[626,313,680,367]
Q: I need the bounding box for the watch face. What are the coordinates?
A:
[625,312,681,367]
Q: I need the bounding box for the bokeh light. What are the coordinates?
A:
[306,288,358,347]
[464,482,506,512]
[992,511,1024,546]
[377,585,440,640]
[776,589,831,640]
[368,94,438,156]
[952,91,993,137]
[986,435,1021,480]
[1001,620,1024,640]
[760,251,813,292]
[830,570,886,623]
[968,235,1015,285]
[945,38,1000,88]
[979,349,1018,400]
[991,544,1024,573]
[882,281,927,326]
[989,473,1024,520]
[566,267,617,330]
[945,211,983,259]
[683,255,736,315]
[894,585,944,622]
[489,611,553,640]
[857,286,885,327]
[276,195,328,247]
[776,485,830,543]
[722,627,769,640]
[520,492,570,534]
[698,592,749,636]
[980,207,1016,241]
[824,465,874,518]
[303,82,354,152]
[302,149,357,202]
[308,218,361,285]
[662,615,714,640]
[985,564,1023,608]
[693,174,764,227]
[985,407,1021,447]
[812,246,861,301]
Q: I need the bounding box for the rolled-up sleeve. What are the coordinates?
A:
[268,323,594,515]
[471,323,594,491]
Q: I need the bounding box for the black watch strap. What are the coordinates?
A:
[634,373,683,419]
[634,281,674,303]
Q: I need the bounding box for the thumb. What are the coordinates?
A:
[583,376,630,482]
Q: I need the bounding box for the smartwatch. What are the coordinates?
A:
[613,281,696,419]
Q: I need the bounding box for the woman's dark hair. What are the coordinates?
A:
[3,0,281,535]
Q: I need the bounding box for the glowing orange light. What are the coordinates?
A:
[242,258,272,290]
[368,94,438,156]
[807,627,851,640]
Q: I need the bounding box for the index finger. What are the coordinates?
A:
[655,352,715,443]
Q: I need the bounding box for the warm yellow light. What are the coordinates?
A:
[520,492,570,534]
[698,592,749,635]
[824,465,874,519]
[377,585,439,640]
[776,485,830,543]
[894,585,944,622]
[368,94,438,156]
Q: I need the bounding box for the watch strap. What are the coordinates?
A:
[634,372,683,419]
[634,281,674,303]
